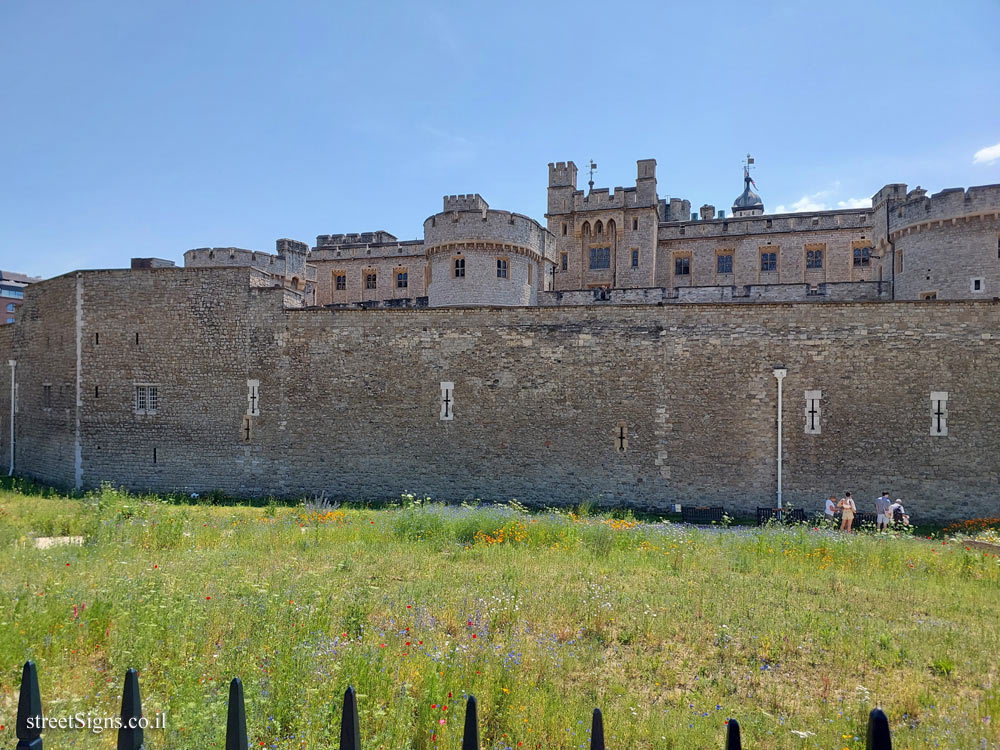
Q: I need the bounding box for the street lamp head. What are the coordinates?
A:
[772,367,787,379]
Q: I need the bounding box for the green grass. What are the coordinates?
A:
[0,484,997,749]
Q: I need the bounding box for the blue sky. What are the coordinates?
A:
[1,0,998,279]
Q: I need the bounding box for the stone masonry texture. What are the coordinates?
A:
[1,265,998,522]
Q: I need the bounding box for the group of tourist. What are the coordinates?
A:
[823,491,910,532]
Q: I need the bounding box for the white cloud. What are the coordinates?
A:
[774,191,830,214]
[774,190,871,214]
[836,197,872,209]
[973,142,1000,165]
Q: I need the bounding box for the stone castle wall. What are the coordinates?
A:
[2,268,998,521]
[539,281,888,306]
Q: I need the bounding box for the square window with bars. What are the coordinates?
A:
[589,247,610,270]
[674,256,690,276]
[806,249,823,269]
[335,274,346,291]
[365,273,377,290]
[853,247,872,267]
[396,272,408,289]
[454,258,465,278]
[497,259,508,278]
[760,252,777,272]
[717,254,733,274]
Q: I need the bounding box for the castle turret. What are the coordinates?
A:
[425,195,552,307]
[547,161,578,215]
[872,182,1000,300]
[635,159,657,205]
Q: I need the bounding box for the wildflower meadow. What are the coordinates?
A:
[0,483,997,749]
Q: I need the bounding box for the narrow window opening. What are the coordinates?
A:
[95,332,99,345]
[94,385,99,399]
[153,447,157,464]
[616,421,628,453]
[804,390,822,435]
[440,381,454,421]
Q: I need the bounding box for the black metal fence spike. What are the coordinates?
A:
[339,685,361,750]
[226,678,249,750]
[866,708,892,750]
[117,668,144,750]
[725,718,742,750]
[16,661,43,750]
[590,708,605,750]
[461,695,480,750]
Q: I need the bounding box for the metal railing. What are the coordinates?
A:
[12,660,894,749]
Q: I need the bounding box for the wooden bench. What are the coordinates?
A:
[681,506,725,524]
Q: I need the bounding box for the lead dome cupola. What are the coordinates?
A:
[732,163,764,216]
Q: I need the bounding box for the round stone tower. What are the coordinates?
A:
[424,194,552,307]
[872,183,1000,300]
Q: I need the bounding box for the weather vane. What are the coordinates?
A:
[742,153,758,189]
[587,160,597,193]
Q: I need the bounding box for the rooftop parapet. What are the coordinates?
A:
[872,183,908,208]
[276,239,309,255]
[443,194,489,213]
[424,207,550,258]
[657,208,871,240]
[887,183,1000,233]
[548,161,578,187]
[315,231,400,247]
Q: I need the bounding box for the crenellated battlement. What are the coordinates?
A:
[424,205,550,258]
[657,208,871,240]
[276,238,309,255]
[547,158,659,212]
[315,231,400,248]
[548,161,578,188]
[888,183,1000,234]
[443,194,489,213]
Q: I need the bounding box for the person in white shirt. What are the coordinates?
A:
[889,499,910,526]
[824,496,837,523]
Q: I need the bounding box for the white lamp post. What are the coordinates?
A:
[7,359,15,476]
[772,367,787,512]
